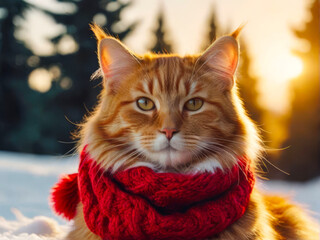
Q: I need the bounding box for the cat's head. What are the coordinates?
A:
[80,24,261,173]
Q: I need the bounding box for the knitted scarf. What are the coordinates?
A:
[51,145,255,240]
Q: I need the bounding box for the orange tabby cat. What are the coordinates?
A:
[66,24,319,240]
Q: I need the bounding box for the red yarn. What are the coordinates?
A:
[51,145,255,240]
[50,173,79,220]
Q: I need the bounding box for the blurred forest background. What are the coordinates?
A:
[0,0,319,181]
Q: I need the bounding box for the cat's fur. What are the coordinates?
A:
[66,25,319,240]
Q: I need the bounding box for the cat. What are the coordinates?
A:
[65,24,319,240]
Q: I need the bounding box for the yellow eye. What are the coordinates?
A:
[184,98,203,111]
[137,97,155,111]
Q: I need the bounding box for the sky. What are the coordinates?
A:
[23,0,312,113]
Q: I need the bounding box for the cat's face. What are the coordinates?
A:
[83,25,259,173]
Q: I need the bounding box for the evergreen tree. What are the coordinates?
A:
[150,10,173,53]
[237,40,263,124]
[33,0,136,154]
[201,7,218,51]
[0,0,38,152]
[275,0,320,181]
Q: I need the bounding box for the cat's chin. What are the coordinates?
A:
[134,149,224,174]
[146,147,192,170]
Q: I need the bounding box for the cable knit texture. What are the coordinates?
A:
[51,145,255,240]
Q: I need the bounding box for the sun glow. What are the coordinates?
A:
[274,55,303,82]
[257,52,304,112]
[28,68,52,93]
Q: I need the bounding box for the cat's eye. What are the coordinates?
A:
[184,98,203,111]
[137,97,155,111]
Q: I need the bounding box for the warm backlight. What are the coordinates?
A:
[28,68,52,93]
[282,55,303,80]
[274,55,303,83]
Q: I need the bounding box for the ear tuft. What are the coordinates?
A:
[90,23,108,42]
[230,24,245,39]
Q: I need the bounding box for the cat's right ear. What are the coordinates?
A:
[198,35,239,90]
[91,25,138,92]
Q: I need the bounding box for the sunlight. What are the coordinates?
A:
[57,35,79,55]
[275,55,303,82]
[28,68,52,93]
[263,53,304,86]
[257,52,304,112]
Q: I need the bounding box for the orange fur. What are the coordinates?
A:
[67,25,319,239]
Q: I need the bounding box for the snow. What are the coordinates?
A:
[0,151,319,239]
[0,209,70,239]
[259,177,320,218]
[0,152,76,239]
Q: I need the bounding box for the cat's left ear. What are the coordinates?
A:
[199,34,239,89]
[98,38,138,91]
[91,24,138,92]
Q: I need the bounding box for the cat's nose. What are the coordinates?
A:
[160,128,179,140]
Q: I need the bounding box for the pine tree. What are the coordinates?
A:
[150,10,173,53]
[276,0,320,181]
[201,7,218,51]
[237,40,263,124]
[0,0,38,152]
[33,0,136,154]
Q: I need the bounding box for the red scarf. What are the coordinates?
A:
[51,145,255,240]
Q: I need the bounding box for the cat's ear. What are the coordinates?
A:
[199,35,239,88]
[91,24,138,92]
[98,38,138,91]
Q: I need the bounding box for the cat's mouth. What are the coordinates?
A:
[148,145,179,155]
[161,146,178,152]
[135,135,194,169]
[144,146,192,169]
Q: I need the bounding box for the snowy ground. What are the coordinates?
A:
[0,151,319,239]
[0,152,76,240]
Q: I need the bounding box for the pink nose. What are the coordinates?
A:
[160,128,178,140]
